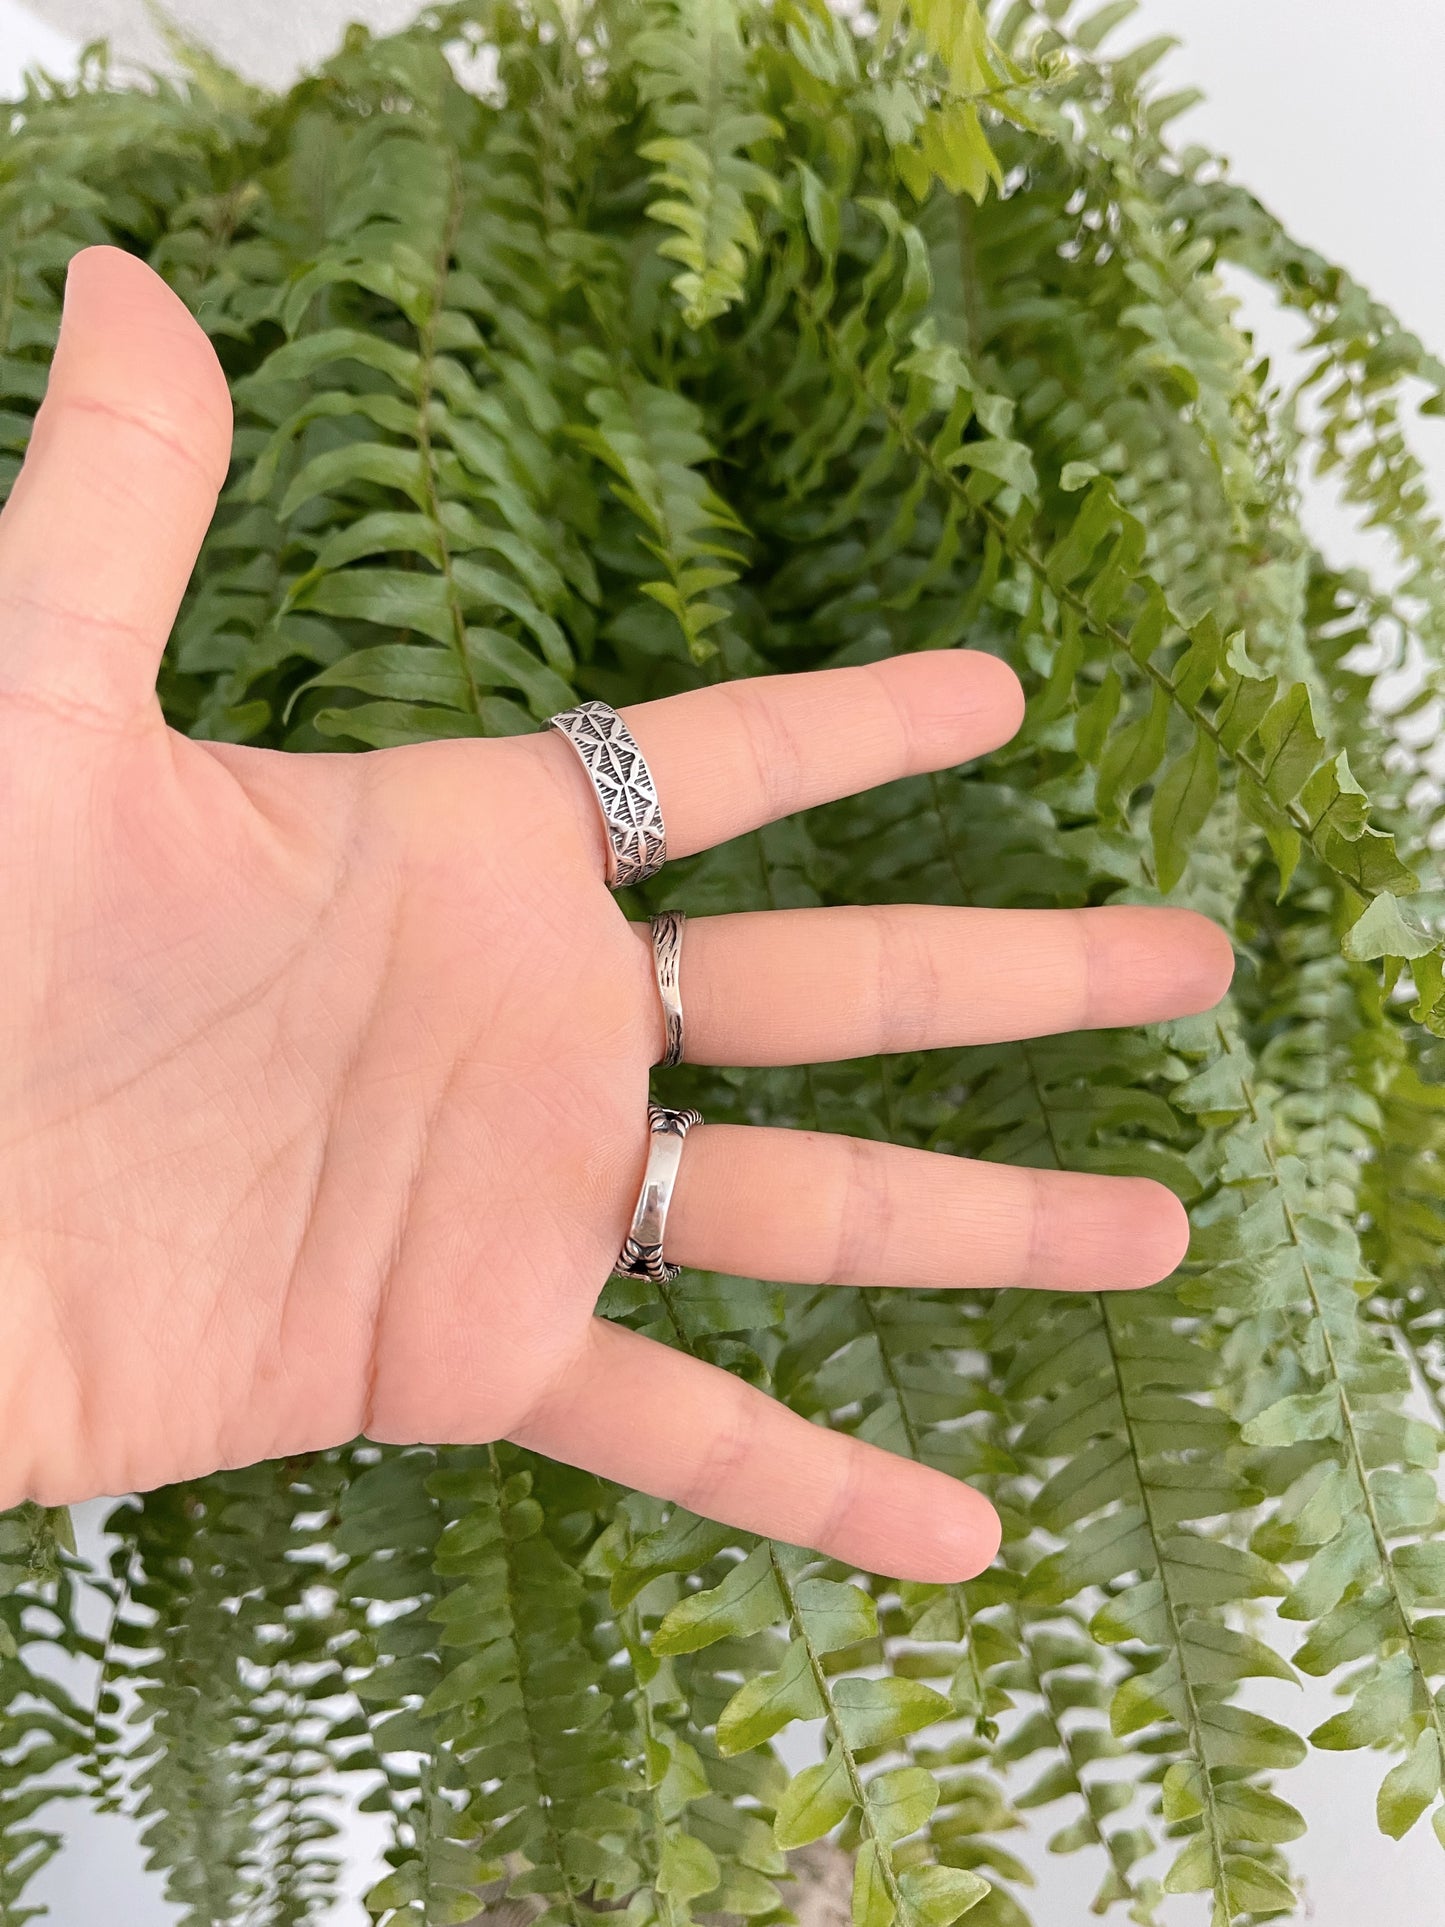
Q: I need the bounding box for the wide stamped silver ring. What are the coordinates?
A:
[615,1103,703,1283]
[650,912,687,1068]
[547,700,667,888]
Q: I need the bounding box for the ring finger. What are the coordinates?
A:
[665,1123,1189,1292]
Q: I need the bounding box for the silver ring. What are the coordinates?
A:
[650,912,687,1068]
[615,1103,703,1283]
[547,700,666,888]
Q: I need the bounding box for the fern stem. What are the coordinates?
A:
[1017,1041,1236,1914]
[1006,1606,1143,1909]
[871,1055,992,1728]
[644,1284,910,1915]
[646,944,909,1914]
[1097,1294,1235,1907]
[766,1545,908,1914]
[485,1443,589,1927]
[617,1591,685,1927]
[1232,1049,1445,1770]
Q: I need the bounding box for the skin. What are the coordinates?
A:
[0,248,1235,1583]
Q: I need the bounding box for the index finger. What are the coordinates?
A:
[538,651,1025,862]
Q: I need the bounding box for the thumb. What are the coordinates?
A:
[0,245,232,730]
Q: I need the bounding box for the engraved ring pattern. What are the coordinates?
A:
[547,700,667,888]
[615,1103,703,1283]
[650,911,687,1068]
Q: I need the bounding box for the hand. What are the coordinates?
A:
[0,248,1233,1582]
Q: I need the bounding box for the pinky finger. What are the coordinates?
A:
[508,1317,1001,1584]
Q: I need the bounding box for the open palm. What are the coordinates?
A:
[0,249,1233,1582]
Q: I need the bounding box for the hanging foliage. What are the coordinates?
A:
[3,2,1445,1922]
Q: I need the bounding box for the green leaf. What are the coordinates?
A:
[1377,1731,1442,1839]
[463,628,575,716]
[1181,1621,1298,1687]
[1199,1703,1307,1771]
[291,642,470,714]
[832,1675,953,1750]
[430,1890,493,1925]
[953,437,1037,497]
[311,701,483,748]
[895,1864,990,1927]
[1160,1760,1205,1823]
[865,1766,939,1845]
[794,1577,880,1654]
[1091,1577,1171,1647]
[716,1638,825,1754]
[1030,1507,1153,1599]
[1074,667,1122,764]
[1241,1387,1343,1447]
[1325,822,1420,896]
[654,1543,785,1654]
[611,1511,736,1608]
[1094,683,1170,821]
[451,558,571,669]
[852,1839,896,1927]
[300,510,444,579]
[1254,682,1326,806]
[293,568,456,646]
[1074,1,1140,52]
[1221,1854,1296,1913]
[1295,1587,1401,1676]
[1160,1534,1284,1607]
[1059,460,1099,492]
[250,326,420,392]
[1374,1470,1439,1535]
[279,442,429,518]
[1236,766,1302,896]
[1342,891,1435,962]
[1162,1832,1213,1894]
[1300,749,1370,840]
[365,1864,424,1910]
[1213,1782,1306,1845]
[1281,1515,1377,1622]
[773,1745,853,1848]
[1214,634,1277,751]
[1392,1541,1445,1602]
[657,1829,722,1900]
[1150,729,1218,892]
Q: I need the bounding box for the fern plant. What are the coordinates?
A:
[3,4,1445,1923]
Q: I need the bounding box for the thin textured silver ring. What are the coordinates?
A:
[615,1103,703,1283]
[650,912,687,1068]
[547,700,667,888]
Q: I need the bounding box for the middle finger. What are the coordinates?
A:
[636,903,1233,1066]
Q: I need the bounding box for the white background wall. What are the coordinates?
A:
[3,0,1445,1918]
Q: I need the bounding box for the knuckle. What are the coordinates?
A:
[814,1432,869,1555]
[1017,1165,1057,1288]
[825,1135,894,1287]
[676,1373,756,1519]
[725,681,802,822]
[873,908,943,1052]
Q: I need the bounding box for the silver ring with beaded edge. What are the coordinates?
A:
[614,1103,702,1282]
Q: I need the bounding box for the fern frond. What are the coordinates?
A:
[633,0,780,328]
